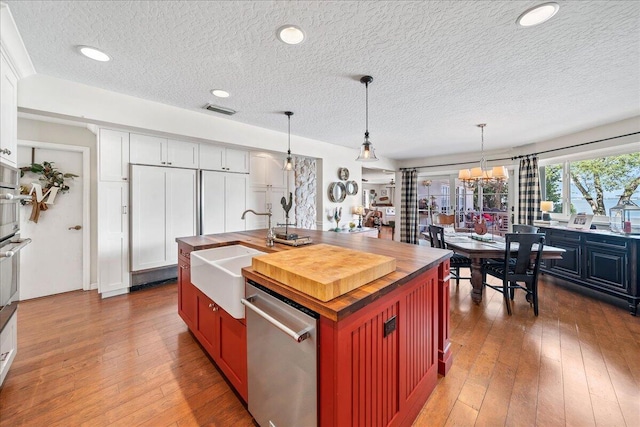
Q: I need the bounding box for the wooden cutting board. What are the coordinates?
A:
[251,243,396,301]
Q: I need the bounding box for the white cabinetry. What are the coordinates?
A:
[250,153,288,187]
[200,144,249,173]
[97,181,129,295]
[0,310,17,386]
[131,165,197,271]
[247,153,294,229]
[0,50,18,167]
[99,129,129,181]
[201,170,247,234]
[130,133,198,169]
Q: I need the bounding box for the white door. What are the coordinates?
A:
[18,144,86,300]
[201,170,226,234]
[225,174,247,232]
[247,186,269,230]
[165,168,197,264]
[131,165,167,271]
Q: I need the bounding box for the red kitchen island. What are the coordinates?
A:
[176,228,453,427]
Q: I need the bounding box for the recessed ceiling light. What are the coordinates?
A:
[77,45,110,62]
[517,2,560,27]
[276,25,305,45]
[211,89,230,98]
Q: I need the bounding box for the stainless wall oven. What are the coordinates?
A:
[0,164,31,314]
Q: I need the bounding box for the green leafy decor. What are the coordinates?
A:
[19,161,78,193]
[19,161,79,223]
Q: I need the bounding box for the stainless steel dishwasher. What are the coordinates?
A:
[242,280,318,427]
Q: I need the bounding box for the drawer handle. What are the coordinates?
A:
[0,351,9,362]
[241,295,312,343]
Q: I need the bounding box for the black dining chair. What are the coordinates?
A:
[482,233,545,316]
[512,224,538,233]
[486,224,540,266]
[427,225,471,285]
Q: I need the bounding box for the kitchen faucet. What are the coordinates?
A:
[241,209,275,247]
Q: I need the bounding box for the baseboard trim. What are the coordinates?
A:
[101,288,130,299]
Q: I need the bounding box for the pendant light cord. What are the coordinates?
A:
[288,113,291,154]
[365,80,369,137]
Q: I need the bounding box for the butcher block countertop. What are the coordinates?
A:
[176,228,451,321]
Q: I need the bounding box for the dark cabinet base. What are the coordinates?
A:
[540,227,639,316]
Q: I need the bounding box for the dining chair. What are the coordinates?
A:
[427,225,471,285]
[435,214,456,226]
[486,224,540,266]
[482,233,545,316]
[512,224,538,233]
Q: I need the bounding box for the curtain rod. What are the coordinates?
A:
[399,131,639,171]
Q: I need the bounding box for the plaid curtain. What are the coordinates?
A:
[518,156,541,225]
[401,169,418,244]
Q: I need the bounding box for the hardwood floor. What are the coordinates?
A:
[1,274,638,426]
[0,286,254,427]
[414,274,640,427]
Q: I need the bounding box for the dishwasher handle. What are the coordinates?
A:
[241,295,312,343]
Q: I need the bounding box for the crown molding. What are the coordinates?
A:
[1,2,36,78]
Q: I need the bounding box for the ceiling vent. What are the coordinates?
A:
[203,103,237,116]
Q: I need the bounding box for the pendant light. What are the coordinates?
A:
[283,111,294,171]
[356,75,379,162]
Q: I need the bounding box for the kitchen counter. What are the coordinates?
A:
[176,228,453,427]
[177,228,451,321]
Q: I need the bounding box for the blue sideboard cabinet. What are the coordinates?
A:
[539,226,640,315]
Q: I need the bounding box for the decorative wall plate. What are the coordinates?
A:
[345,180,358,195]
[338,167,349,181]
[328,182,347,203]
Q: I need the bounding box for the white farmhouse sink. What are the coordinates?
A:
[190,245,266,319]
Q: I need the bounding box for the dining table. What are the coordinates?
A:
[442,232,566,304]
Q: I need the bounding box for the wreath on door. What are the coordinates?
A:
[19,161,78,223]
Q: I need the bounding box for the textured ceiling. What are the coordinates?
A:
[5,1,640,160]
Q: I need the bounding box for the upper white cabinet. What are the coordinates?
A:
[0,50,18,167]
[167,139,199,169]
[130,133,198,169]
[99,129,129,181]
[200,144,249,173]
[250,153,288,187]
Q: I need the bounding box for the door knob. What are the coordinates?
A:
[68,225,82,230]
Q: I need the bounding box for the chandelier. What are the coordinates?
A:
[458,124,507,184]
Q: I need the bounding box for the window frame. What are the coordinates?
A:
[537,142,639,224]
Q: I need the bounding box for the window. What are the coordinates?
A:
[540,163,564,214]
[541,152,640,217]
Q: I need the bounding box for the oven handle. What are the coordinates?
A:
[0,193,32,201]
[241,294,312,343]
[0,238,32,258]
